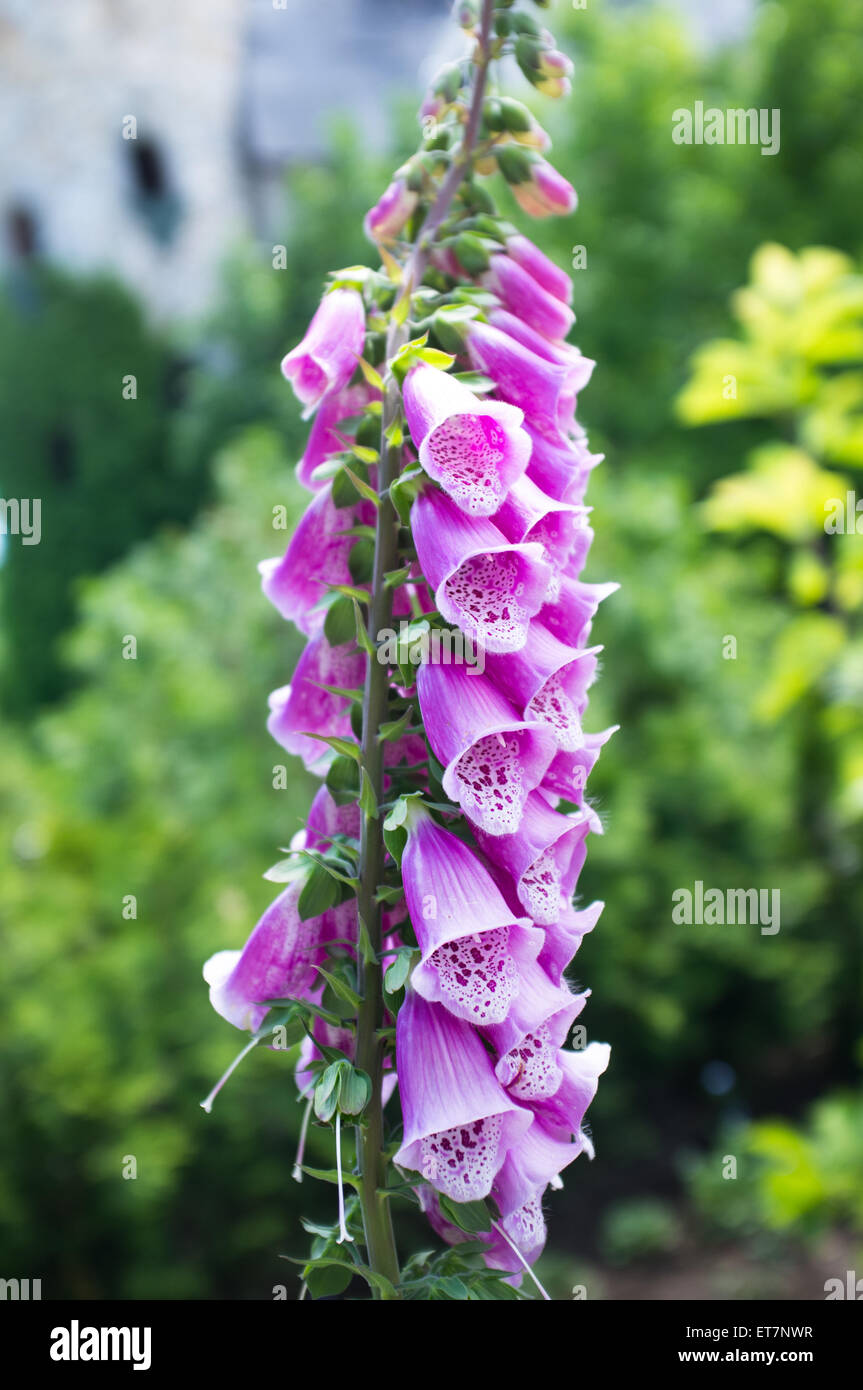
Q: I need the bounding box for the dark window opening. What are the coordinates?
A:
[7,206,39,260]
[126,135,182,246]
[129,139,167,199]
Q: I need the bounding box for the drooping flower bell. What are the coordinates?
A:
[475,792,598,926]
[267,634,365,771]
[399,799,543,1025]
[411,485,552,653]
[502,233,573,305]
[482,252,575,344]
[258,484,375,635]
[496,146,578,220]
[280,288,366,418]
[403,361,531,516]
[394,989,532,1200]
[203,883,356,1033]
[416,660,557,835]
[364,177,420,244]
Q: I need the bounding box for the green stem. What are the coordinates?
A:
[353,0,495,1299]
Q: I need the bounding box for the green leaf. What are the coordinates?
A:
[311,682,364,704]
[348,537,375,584]
[304,733,361,761]
[314,965,362,1011]
[383,564,413,589]
[328,582,370,605]
[313,1061,344,1122]
[382,791,426,867]
[345,462,382,498]
[392,293,410,328]
[296,847,358,889]
[416,346,457,371]
[435,1275,470,1300]
[374,884,405,905]
[388,462,425,524]
[453,232,491,275]
[297,862,340,921]
[262,856,308,885]
[305,1261,354,1299]
[324,594,358,647]
[452,371,496,394]
[299,1167,361,1190]
[438,1195,493,1234]
[326,754,360,805]
[356,357,385,393]
[357,913,376,967]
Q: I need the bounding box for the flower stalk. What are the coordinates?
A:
[353,0,497,1294]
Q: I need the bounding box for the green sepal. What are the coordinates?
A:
[389,465,425,525]
[348,537,375,585]
[353,599,377,658]
[359,767,379,820]
[384,946,418,994]
[326,754,360,805]
[378,706,414,742]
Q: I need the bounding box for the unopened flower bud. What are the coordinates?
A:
[497,147,577,219]
[363,178,419,244]
[453,231,492,275]
[452,0,479,29]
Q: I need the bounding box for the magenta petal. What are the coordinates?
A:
[394,990,531,1199]
[539,900,604,985]
[411,487,551,654]
[483,253,575,343]
[485,624,601,751]
[504,234,573,305]
[202,883,352,1032]
[486,958,587,1101]
[540,575,619,649]
[296,383,376,491]
[475,791,595,925]
[364,177,419,243]
[489,308,594,384]
[259,484,372,634]
[281,288,366,418]
[416,662,556,834]
[526,426,603,504]
[493,1118,583,1219]
[531,1042,611,1149]
[542,725,618,803]
[401,810,543,1024]
[404,363,531,516]
[495,474,591,593]
[266,635,365,771]
[306,784,361,848]
[466,320,573,442]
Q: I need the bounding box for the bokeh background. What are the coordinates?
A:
[1,0,862,1300]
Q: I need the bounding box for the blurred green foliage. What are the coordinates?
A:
[600,1198,683,1266]
[1,0,862,1295]
[685,1083,863,1251]
[0,267,208,713]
